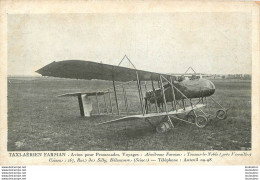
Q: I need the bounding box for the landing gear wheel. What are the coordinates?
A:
[216,109,227,120]
[195,115,208,128]
[156,121,171,133]
[186,115,195,123]
[186,110,196,123]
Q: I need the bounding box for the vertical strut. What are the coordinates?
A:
[171,101,174,109]
[144,81,148,113]
[151,80,159,113]
[144,81,151,113]
[160,75,174,128]
[122,85,129,115]
[182,99,186,110]
[95,93,100,115]
[170,77,177,111]
[112,79,120,115]
[158,80,163,109]
[136,71,145,115]
[159,75,168,112]
[108,89,113,114]
[139,80,145,112]
[103,92,108,114]
[144,82,148,113]
[144,81,148,92]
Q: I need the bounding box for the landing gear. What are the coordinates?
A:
[156,121,171,133]
[155,116,174,133]
[145,95,228,133]
[185,110,196,123]
[186,115,195,123]
[195,115,208,128]
[215,109,227,120]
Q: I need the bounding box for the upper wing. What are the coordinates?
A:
[36,60,175,82]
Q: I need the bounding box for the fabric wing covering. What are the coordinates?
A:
[58,91,108,97]
[36,60,174,82]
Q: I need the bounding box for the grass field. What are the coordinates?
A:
[8,77,251,151]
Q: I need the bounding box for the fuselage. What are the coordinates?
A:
[145,78,215,104]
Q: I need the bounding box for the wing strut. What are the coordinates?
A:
[122,85,129,115]
[151,79,159,113]
[117,55,145,116]
[160,75,168,113]
[112,79,120,115]
[136,72,145,115]
[103,92,108,114]
[170,77,177,111]
[95,92,100,115]
[144,81,151,113]
[159,75,174,128]
[108,89,113,114]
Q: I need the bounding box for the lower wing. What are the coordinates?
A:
[96,104,205,125]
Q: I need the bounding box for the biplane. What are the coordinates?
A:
[36,56,228,133]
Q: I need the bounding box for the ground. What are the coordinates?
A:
[7,77,251,151]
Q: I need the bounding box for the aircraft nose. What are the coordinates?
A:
[207,80,215,90]
[204,79,215,96]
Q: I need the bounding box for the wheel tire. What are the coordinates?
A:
[216,109,227,120]
[195,115,208,128]
[156,121,171,133]
[186,115,195,123]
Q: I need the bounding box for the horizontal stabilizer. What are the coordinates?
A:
[96,104,205,125]
[58,91,107,97]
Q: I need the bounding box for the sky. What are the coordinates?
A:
[8,13,251,76]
